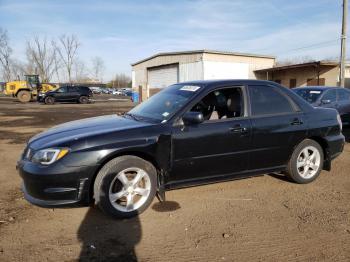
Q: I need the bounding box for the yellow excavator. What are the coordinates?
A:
[3,75,57,102]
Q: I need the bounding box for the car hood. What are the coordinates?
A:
[28,114,153,150]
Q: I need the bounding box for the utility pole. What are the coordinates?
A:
[340,0,348,87]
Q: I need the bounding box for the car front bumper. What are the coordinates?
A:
[17,159,96,207]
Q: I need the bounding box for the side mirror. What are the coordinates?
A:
[182,111,204,125]
[321,99,331,104]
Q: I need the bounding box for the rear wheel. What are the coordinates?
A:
[286,139,324,184]
[79,96,89,104]
[94,156,157,218]
[17,90,31,103]
[44,96,55,105]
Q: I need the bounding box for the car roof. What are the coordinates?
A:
[293,86,339,91]
[177,79,277,87]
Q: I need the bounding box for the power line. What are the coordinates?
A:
[253,39,340,54]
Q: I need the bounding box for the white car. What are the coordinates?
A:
[112,90,123,95]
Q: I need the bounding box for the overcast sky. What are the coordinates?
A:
[0,0,348,81]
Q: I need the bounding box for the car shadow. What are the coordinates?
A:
[268,172,291,182]
[77,207,141,262]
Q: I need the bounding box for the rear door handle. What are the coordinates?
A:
[290,118,303,125]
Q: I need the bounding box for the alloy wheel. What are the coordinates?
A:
[296,146,321,179]
[108,167,151,212]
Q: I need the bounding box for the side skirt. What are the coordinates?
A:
[163,165,286,191]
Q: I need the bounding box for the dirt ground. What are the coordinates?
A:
[0,95,349,262]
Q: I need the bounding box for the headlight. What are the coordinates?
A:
[31,148,69,165]
[337,114,342,131]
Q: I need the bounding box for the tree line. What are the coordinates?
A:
[0,28,131,87]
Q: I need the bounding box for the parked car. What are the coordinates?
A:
[89,86,102,94]
[40,85,93,104]
[18,80,344,218]
[293,86,350,125]
[101,88,110,94]
[112,89,123,95]
[123,90,132,97]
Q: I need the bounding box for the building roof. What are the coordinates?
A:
[131,49,275,66]
[254,60,340,73]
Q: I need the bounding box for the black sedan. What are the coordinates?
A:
[293,86,350,125]
[17,80,345,218]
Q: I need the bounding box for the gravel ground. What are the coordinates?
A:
[0,96,349,262]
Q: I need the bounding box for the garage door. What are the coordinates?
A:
[148,64,179,89]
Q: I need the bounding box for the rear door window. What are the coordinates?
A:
[69,86,79,92]
[249,85,294,116]
[322,89,336,102]
[337,89,350,102]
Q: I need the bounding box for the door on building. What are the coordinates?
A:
[147,64,179,91]
[289,79,297,88]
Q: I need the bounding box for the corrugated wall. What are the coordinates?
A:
[203,53,275,79]
[179,61,203,82]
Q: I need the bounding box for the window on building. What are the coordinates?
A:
[274,79,281,84]
[249,85,294,116]
[190,87,243,121]
[289,79,297,88]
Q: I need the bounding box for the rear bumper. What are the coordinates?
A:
[325,133,345,160]
[17,159,96,207]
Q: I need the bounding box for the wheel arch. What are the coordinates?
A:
[307,136,331,171]
[15,88,31,97]
[88,150,161,203]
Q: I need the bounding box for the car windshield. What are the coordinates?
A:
[127,84,202,122]
[293,89,324,103]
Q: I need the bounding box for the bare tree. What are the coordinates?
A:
[55,34,80,83]
[91,56,105,82]
[10,59,28,80]
[74,59,88,82]
[113,73,131,88]
[0,28,12,81]
[26,36,57,82]
[276,56,315,66]
[52,54,63,83]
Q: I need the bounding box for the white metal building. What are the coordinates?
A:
[131,50,275,101]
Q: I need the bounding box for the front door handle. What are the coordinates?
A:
[229,125,247,133]
[290,118,303,125]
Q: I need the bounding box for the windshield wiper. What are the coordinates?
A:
[124,113,142,121]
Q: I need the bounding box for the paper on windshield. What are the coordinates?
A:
[180,85,201,92]
[310,91,321,94]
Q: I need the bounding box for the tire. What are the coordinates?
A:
[44,96,55,105]
[79,96,89,104]
[286,139,324,184]
[17,90,31,103]
[94,155,157,218]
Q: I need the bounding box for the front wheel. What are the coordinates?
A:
[94,156,157,218]
[17,90,31,103]
[286,139,324,184]
[44,96,55,105]
[79,96,89,104]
